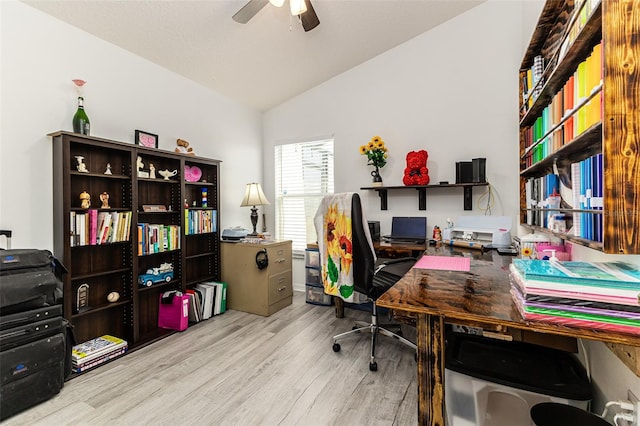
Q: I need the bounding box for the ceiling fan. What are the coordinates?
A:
[233,0,320,32]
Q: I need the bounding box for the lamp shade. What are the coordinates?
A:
[269,0,285,7]
[240,183,270,207]
[290,0,307,16]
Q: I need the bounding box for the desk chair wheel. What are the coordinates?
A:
[369,361,377,371]
[333,343,341,352]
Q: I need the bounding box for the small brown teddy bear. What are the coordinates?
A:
[175,139,195,156]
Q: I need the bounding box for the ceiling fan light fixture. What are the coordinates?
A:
[290,0,307,16]
[269,0,285,7]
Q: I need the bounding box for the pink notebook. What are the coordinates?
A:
[414,255,471,272]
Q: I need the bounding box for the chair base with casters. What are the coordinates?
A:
[332,299,417,371]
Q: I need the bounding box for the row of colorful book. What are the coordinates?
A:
[187,281,227,323]
[522,40,602,169]
[71,335,128,373]
[185,208,217,235]
[70,210,132,247]
[571,153,603,242]
[510,259,640,336]
[520,0,600,116]
[137,223,181,255]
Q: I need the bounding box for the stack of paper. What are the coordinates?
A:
[509,259,640,335]
[72,335,128,373]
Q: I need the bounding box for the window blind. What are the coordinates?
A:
[275,139,334,254]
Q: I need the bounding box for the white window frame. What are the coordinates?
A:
[274,138,334,255]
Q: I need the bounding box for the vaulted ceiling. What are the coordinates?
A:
[24,0,484,111]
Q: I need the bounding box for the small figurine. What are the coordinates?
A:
[432,225,442,242]
[75,155,89,173]
[149,163,156,179]
[104,163,112,175]
[184,198,189,208]
[136,156,149,178]
[100,192,110,209]
[158,169,178,180]
[79,191,91,209]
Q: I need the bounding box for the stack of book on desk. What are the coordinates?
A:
[72,335,128,373]
[509,259,640,335]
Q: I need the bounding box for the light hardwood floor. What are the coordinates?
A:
[4,292,418,425]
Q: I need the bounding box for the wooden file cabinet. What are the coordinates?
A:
[222,240,292,316]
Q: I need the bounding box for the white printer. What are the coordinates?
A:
[442,216,512,248]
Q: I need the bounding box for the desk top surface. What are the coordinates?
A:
[376,245,640,346]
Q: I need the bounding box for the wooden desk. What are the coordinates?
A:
[376,245,640,426]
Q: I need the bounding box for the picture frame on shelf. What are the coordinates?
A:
[142,204,167,212]
[135,130,158,149]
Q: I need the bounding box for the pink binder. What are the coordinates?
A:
[158,293,189,331]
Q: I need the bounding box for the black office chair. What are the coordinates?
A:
[314,193,417,371]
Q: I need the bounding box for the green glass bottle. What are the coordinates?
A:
[72,96,90,135]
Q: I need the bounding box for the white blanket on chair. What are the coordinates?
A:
[314,192,375,303]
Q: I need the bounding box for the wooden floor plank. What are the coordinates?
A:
[4,292,418,425]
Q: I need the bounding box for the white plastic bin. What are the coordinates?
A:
[445,332,591,426]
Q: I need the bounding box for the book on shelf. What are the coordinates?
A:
[195,282,215,320]
[185,290,201,322]
[72,335,128,364]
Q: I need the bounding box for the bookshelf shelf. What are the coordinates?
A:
[361,182,488,211]
[51,131,221,369]
[71,298,132,319]
[519,0,640,254]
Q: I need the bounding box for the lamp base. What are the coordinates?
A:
[250,206,259,236]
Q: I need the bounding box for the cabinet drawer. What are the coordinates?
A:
[268,270,292,305]
[268,244,292,275]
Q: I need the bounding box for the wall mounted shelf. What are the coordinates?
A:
[360,182,489,211]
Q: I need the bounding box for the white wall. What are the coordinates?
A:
[263,0,640,419]
[264,1,524,290]
[264,1,523,238]
[0,0,263,250]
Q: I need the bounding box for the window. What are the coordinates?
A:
[275,139,334,255]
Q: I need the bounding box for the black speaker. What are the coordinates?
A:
[456,161,473,184]
[472,158,486,183]
[368,221,380,241]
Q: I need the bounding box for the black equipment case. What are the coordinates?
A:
[0,245,68,421]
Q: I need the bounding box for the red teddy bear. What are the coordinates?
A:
[403,150,430,186]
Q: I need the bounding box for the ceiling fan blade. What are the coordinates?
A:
[300,0,320,32]
[232,0,269,24]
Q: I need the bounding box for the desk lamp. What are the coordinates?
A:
[240,183,270,236]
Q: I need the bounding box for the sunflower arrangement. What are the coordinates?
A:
[359,136,388,169]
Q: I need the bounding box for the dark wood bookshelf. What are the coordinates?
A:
[518,0,640,254]
[50,131,221,372]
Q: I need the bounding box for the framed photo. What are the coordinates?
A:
[142,204,167,212]
[135,130,158,149]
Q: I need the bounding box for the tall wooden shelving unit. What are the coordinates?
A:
[519,0,640,254]
[51,131,221,357]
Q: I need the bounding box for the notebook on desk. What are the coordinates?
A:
[382,216,427,244]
